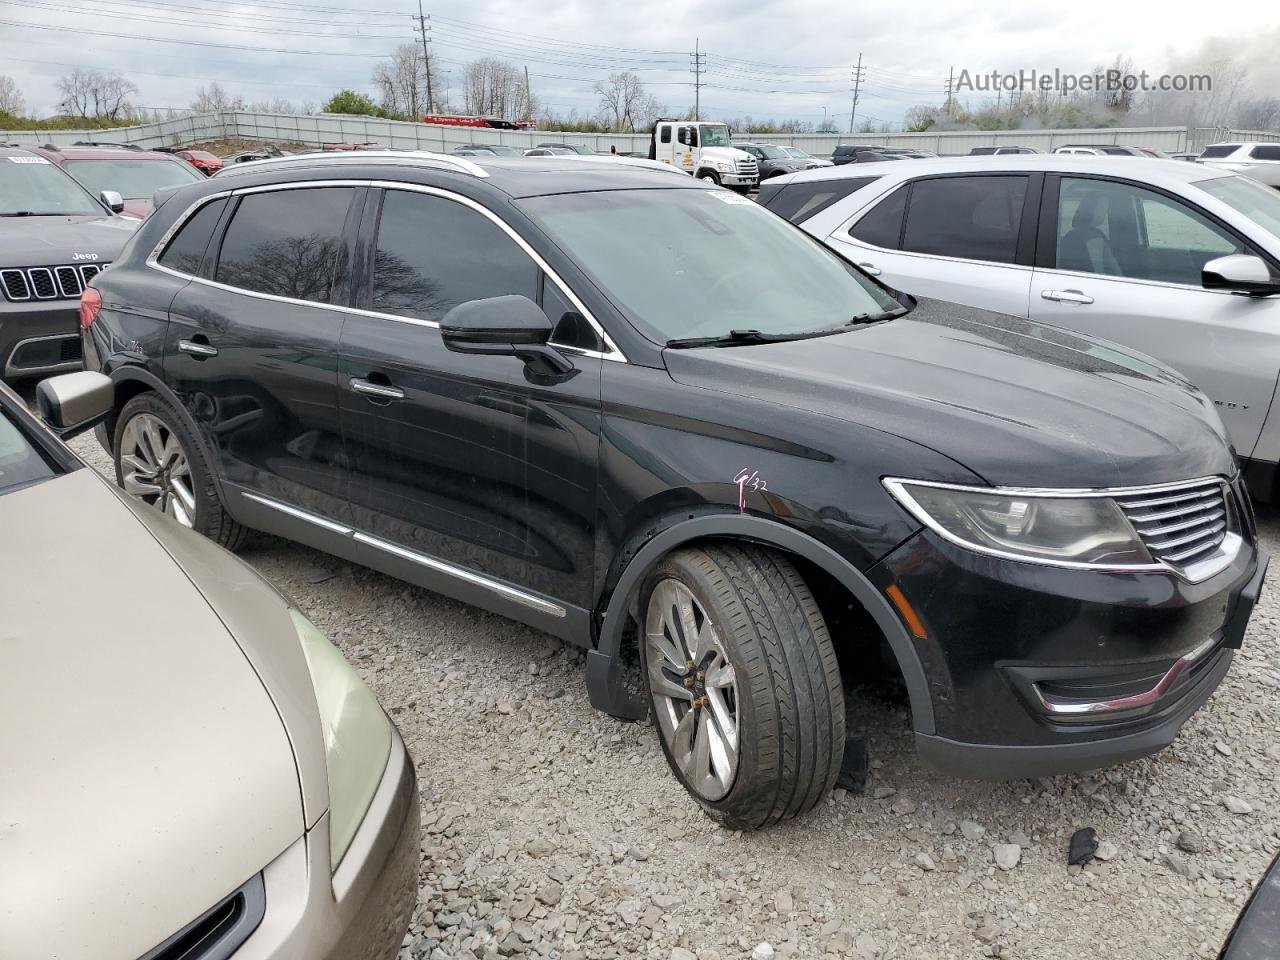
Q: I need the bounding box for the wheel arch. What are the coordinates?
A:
[586,513,935,735]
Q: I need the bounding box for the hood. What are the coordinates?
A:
[0,469,303,960]
[0,214,136,267]
[702,145,753,162]
[663,298,1236,489]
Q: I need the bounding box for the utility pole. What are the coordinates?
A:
[848,53,864,134]
[690,38,706,121]
[416,0,433,114]
[524,65,532,122]
[944,66,955,119]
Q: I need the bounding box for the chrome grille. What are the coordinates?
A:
[0,263,109,301]
[1117,479,1230,567]
[735,158,759,177]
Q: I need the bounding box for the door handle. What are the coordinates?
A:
[349,377,404,401]
[858,262,882,276]
[178,338,218,358]
[1041,289,1094,305]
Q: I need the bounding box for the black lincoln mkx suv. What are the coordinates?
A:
[81,150,1266,829]
[0,145,136,382]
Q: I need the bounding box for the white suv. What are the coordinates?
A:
[760,155,1280,501]
[1199,143,1280,188]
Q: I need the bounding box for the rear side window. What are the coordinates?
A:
[901,175,1028,263]
[215,188,354,304]
[1250,145,1280,161]
[158,197,227,276]
[1200,145,1240,159]
[660,126,671,144]
[849,184,907,248]
[371,190,538,323]
[760,176,877,224]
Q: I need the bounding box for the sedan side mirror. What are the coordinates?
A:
[1202,254,1280,297]
[100,190,125,214]
[36,371,113,439]
[440,295,574,376]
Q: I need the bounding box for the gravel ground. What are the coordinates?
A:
[71,434,1280,960]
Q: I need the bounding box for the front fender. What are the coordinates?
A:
[585,511,935,735]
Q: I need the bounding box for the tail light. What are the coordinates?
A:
[80,286,102,330]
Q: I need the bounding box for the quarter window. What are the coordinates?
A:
[900,175,1028,263]
[849,184,907,248]
[1054,177,1243,285]
[158,198,227,276]
[215,188,354,304]
[371,190,538,323]
[763,176,878,225]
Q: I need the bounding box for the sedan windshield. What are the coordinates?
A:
[519,188,901,343]
[64,159,201,200]
[0,158,103,216]
[0,407,55,493]
[1196,174,1280,239]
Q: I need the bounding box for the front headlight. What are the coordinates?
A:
[716,161,734,171]
[291,609,392,871]
[884,479,1153,567]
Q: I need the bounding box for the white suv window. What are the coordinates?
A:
[1055,177,1243,285]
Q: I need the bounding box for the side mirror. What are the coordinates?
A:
[440,295,574,376]
[1202,255,1280,297]
[100,190,125,214]
[36,371,113,439]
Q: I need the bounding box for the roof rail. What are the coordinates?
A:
[213,149,490,179]
[70,140,145,150]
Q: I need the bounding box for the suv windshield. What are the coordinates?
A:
[751,145,787,160]
[0,157,103,216]
[519,188,901,343]
[1197,174,1280,238]
[699,124,731,147]
[64,158,200,200]
[0,406,55,493]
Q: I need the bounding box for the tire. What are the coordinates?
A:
[696,169,721,185]
[113,391,248,550]
[639,543,845,830]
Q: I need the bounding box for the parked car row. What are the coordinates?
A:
[2,145,1275,959]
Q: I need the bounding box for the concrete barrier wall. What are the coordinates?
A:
[8,112,1272,157]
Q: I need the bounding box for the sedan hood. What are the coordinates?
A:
[0,213,136,266]
[0,469,303,960]
[664,298,1236,489]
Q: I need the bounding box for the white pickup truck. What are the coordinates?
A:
[648,120,758,190]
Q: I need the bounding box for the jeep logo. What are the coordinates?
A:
[72,252,100,262]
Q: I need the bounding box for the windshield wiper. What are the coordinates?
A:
[847,304,910,324]
[665,328,806,349]
[0,211,66,217]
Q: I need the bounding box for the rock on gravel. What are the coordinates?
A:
[993,844,1022,871]
[1223,795,1254,815]
[752,943,776,960]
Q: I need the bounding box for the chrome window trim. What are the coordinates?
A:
[145,180,626,363]
[882,475,1243,582]
[241,491,566,618]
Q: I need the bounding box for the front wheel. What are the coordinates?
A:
[696,169,721,185]
[640,544,845,830]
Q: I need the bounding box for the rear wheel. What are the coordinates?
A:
[113,391,247,549]
[640,544,845,830]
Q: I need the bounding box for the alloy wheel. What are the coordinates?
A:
[118,413,197,528]
[644,578,740,800]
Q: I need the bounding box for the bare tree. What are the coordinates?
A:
[191,81,245,113]
[1235,96,1280,131]
[0,75,25,116]
[57,68,139,120]
[595,71,648,132]
[372,43,443,119]
[248,97,297,114]
[463,57,536,121]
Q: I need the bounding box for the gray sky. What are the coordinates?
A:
[0,0,1273,125]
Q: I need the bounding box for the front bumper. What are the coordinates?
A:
[235,725,419,960]
[873,524,1267,780]
[0,300,82,381]
[720,172,758,187]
